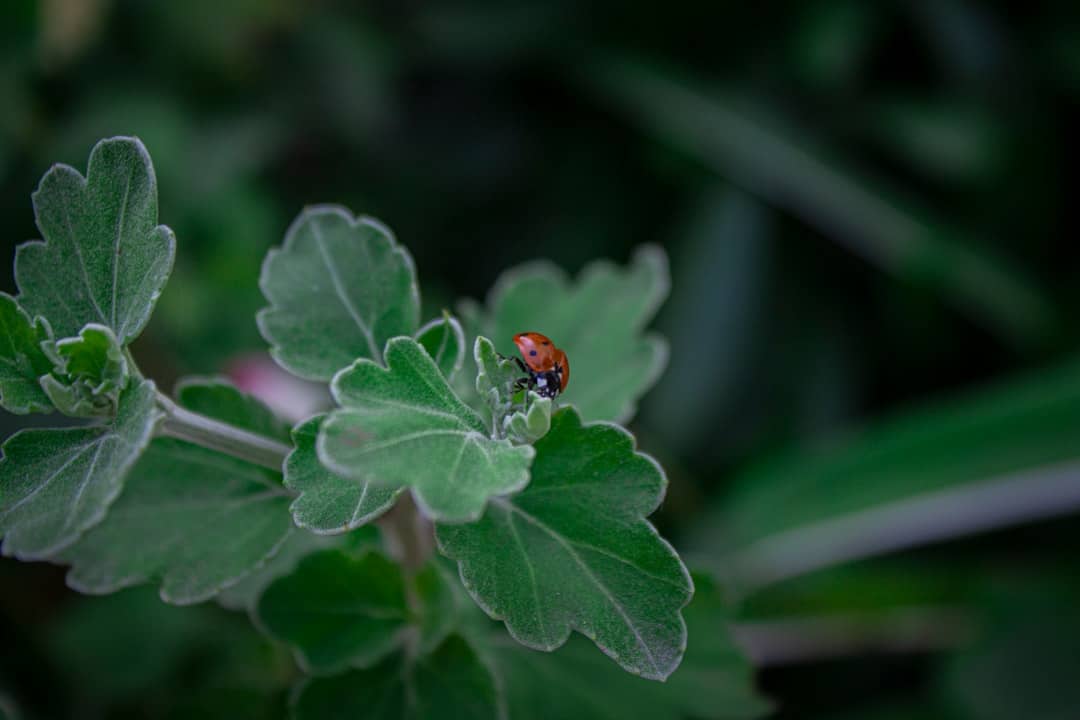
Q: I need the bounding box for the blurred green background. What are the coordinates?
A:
[2,0,1080,718]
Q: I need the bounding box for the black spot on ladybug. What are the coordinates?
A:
[529,350,537,356]
[542,341,550,345]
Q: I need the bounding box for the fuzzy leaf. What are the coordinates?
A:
[0,379,160,559]
[320,337,534,522]
[16,136,175,344]
[59,380,294,604]
[0,292,53,414]
[471,245,669,423]
[286,415,401,533]
[257,205,420,381]
[415,314,465,381]
[292,635,499,720]
[437,407,693,681]
[40,324,128,418]
[505,394,553,444]
[256,548,409,674]
[491,572,770,720]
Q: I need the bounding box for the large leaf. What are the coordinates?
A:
[292,635,499,720]
[0,292,53,414]
[0,379,160,559]
[705,358,1080,589]
[16,136,176,344]
[491,573,770,720]
[320,337,534,522]
[470,245,669,424]
[257,205,420,380]
[255,548,409,674]
[59,380,294,604]
[286,415,401,533]
[437,408,693,681]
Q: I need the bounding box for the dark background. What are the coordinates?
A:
[2,1,1079,718]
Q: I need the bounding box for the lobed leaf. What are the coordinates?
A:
[256,548,409,674]
[0,292,54,414]
[490,573,770,720]
[469,245,669,424]
[0,379,160,559]
[16,136,175,345]
[292,635,500,720]
[320,337,534,522]
[59,380,294,604]
[258,205,420,381]
[415,314,466,381]
[286,415,402,533]
[437,407,693,681]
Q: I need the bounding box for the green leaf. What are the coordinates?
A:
[0,379,160,559]
[215,528,363,612]
[286,414,402,533]
[703,358,1080,589]
[257,206,420,380]
[292,635,499,720]
[59,380,294,604]
[16,136,176,344]
[256,548,409,674]
[320,337,534,522]
[172,376,291,442]
[0,292,54,414]
[40,323,128,418]
[491,572,770,720]
[505,394,553,444]
[415,313,465,381]
[473,245,669,423]
[436,407,693,681]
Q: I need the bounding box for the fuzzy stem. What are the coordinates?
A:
[156,392,291,471]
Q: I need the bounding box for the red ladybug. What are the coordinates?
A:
[511,332,570,398]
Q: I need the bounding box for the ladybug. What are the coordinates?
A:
[510,332,570,399]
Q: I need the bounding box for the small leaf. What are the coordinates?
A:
[504,394,553,444]
[257,206,420,380]
[415,313,465,381]
[287,414,401,537]
[320,337,534,522]
[491,572,770,720]
[16,136,176,344]
[256,548,409,674]
[287,414,401,533]
[473,245,669,424]
[0,379,160,559]
[173,376,291,442]
[292,635,499,720]
[437,407,693,681]
[40,323,128,418]
[0,292,54,414]
[59,380,294,604]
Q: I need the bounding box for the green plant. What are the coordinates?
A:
[0,137,766,718]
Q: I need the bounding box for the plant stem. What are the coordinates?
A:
[156,392,291,471]
[377,493,434,571]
